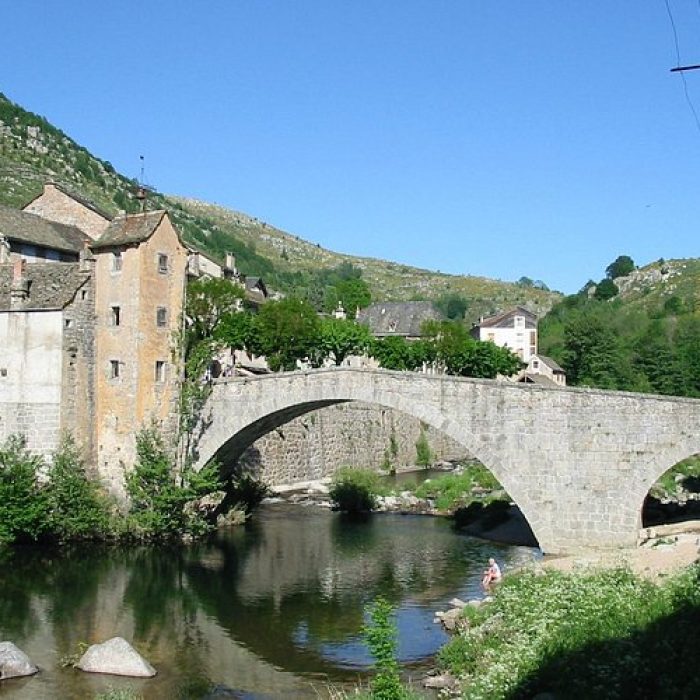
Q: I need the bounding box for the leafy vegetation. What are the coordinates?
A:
[408,466,504,511]
[649,454,700,500]
[362,598,407,700]
[438,565,700,699]
[124,426,222,539]
[539,258,700,396]
[414,430,432,468]
[329,467,382,513]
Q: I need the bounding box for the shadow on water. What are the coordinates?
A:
[506,568,700,700]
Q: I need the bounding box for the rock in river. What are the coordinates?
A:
[77,637,156,677]
[0,641,38,680]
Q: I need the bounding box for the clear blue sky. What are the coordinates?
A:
[3,1,700,293]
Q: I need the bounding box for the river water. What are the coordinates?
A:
[0,504,538,699]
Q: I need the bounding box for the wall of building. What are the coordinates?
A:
[94,218,186,494]
[23,184,110,240]
[0,309,63,459]
[60,271,96,465]
[239,402,469,485]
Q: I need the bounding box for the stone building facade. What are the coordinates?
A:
[91,211,188,493]
[0,258,94,462]
[23,182,111,240]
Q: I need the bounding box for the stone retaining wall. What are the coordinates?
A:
[239,402,469,485]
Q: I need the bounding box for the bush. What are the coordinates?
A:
[415,431,432,468]
[363,598,407,700]
[45,434,112,541]
[329,467,379,514]
[0,435,48,545]
[125,426,221,539]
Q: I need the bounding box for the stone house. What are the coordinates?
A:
[518,354,567,387]
[90,210,188,494]
[22,182,112,240]
[0,204,90,263]
[0,256,95,462]
[470,306,538,362]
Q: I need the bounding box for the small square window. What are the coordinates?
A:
[155,360,166,382]
[64,318,73,329]
[158,254,169,273]
[113,251,123,271]
[110,360,120,379]
[156,307,167,327]
[111,306,121,327]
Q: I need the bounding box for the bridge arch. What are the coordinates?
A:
[195,371,545,550]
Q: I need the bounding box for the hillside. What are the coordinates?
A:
[539,257,700,397]
[0,91,559,320]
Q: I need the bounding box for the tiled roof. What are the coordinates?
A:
[0,205,89,253]
[476,306,537,329]
[0,262,89,311]
[357,301,443,337]
[536,354,565,372]
[519,373,559,387]
[91,210,166,249]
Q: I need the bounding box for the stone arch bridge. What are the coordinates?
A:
[192,368,700,554]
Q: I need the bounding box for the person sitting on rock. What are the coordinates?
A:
[481,558,502,589]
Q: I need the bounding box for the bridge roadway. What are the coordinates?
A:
[192,367,700,553]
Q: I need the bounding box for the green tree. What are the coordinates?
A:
[593,278,619,301]
[185,277,245,352]
[45,434,111,541]
[0,435,48,545]
[562,314,625,388]
[324,277,372,319]
[434,292,469,320]
[251,297,320,371]
[125,427,221,538]
[370,336,417,371]
[415,430,433,467]
[317,316,373,365]
[605,255,635,280]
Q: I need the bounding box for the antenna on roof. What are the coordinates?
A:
[133,155,156,213]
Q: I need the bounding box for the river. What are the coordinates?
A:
[0,503,538,699]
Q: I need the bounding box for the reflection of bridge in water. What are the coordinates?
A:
[193,368,700,553]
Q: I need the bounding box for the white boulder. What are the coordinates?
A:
[0,642,38,680]
[77,637,156,677]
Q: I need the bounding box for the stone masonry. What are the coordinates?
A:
[239,402,468,484]
[193,367,700,554]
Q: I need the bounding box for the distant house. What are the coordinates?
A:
[22,181,112,240]
[470,306,538,362]
[244,276,268,307]
[356,301,443,340]
[518,354,567,387]
[0,204,91,263]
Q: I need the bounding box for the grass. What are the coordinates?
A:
[398,465,505,512]
[437,564,700,699]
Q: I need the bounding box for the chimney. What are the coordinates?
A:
[224,252,237,279]
[0,234,10,264]
[79,242,94,273]
[10,258,29,308]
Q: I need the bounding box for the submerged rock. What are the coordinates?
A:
[0,642,38,680]
[77,637,156,677]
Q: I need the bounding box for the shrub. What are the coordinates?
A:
[125,426,221,539]
[329,467,379,514]
[0,435,48,545]
[363,598,406,700]
[45,434,112,541]
[415,431,432,468]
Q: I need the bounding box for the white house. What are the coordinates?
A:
[470,306,538,362]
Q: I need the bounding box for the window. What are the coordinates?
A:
[155,361,166,382]
[110,360,120,379]
[64,318,73,329]
[156,307,167,327]
[532,360,540,369]
[111,306,121,327]
[158,254,169,273]
[515,316,525,328]
[112,251,123,271]
[487,332,495,342]
[81,289,87,300]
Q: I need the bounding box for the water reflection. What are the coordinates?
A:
[0,504,537,698]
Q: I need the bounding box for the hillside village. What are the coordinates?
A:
[0,180,568,495]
